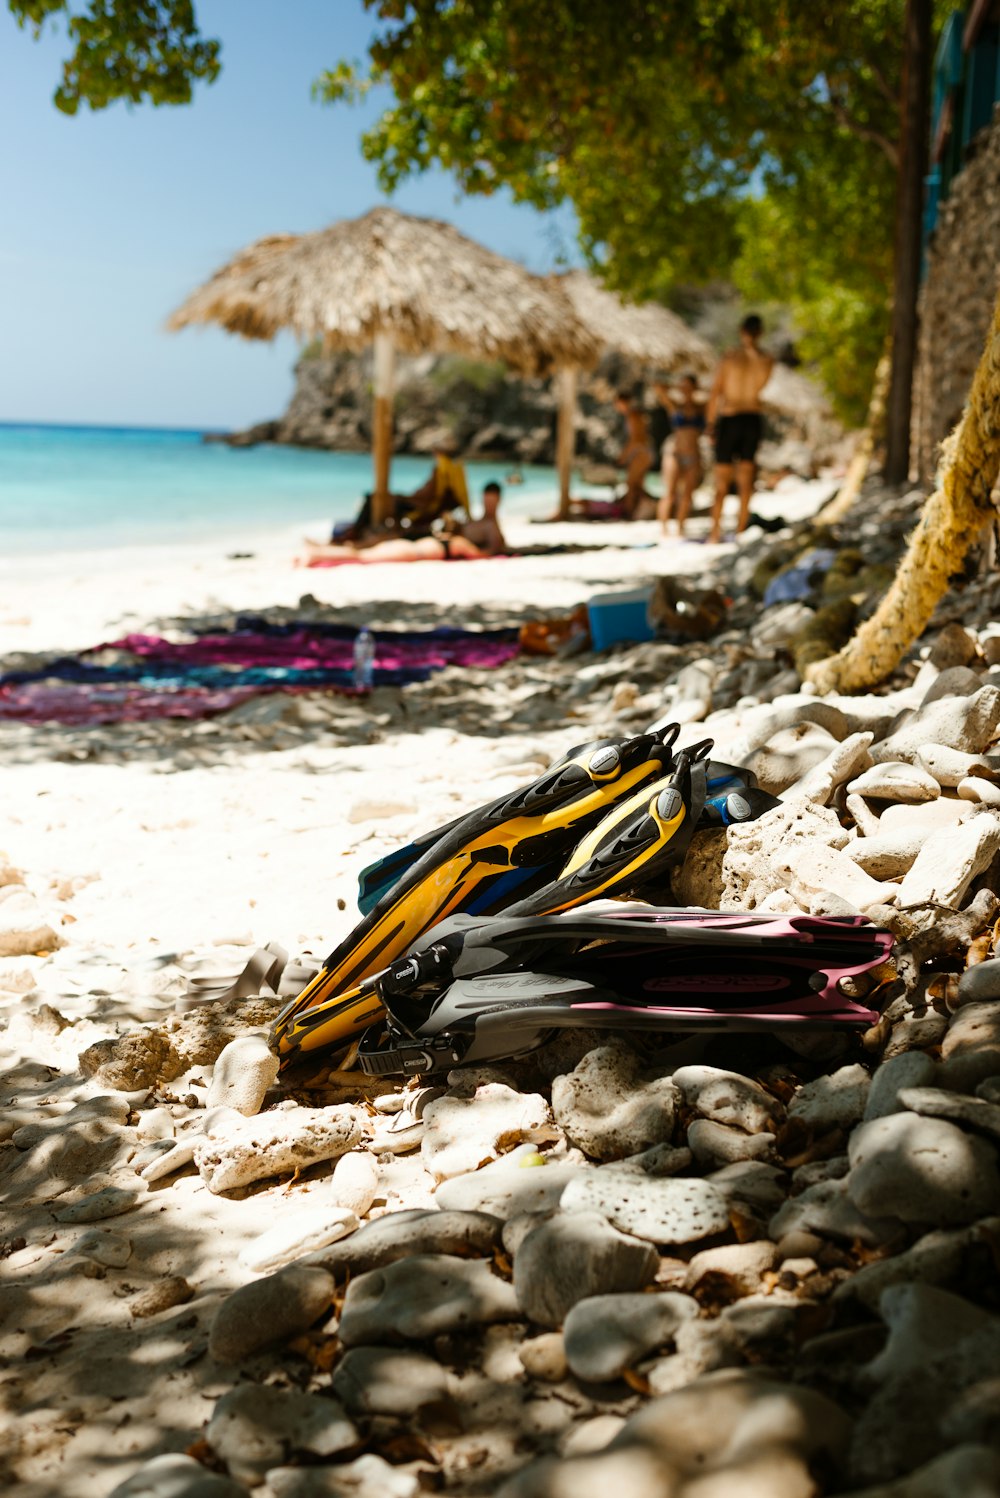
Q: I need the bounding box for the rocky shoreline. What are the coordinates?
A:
[4,478,1000,1497]
[213,348,846,478]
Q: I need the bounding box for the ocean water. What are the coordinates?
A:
[0,424,559,554]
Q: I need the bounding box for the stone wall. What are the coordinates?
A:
[915,104,1000,478]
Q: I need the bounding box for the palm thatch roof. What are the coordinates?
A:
[760,363,834,422]
[168,206,598,377]
[558,270,714,374]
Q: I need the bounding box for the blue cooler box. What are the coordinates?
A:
[588,587,655,650]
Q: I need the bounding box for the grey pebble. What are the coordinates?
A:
[848,1111,1000,1226]
[899,1085,1000,1142]
[770,1175,900,1247]
[339,1253,518,1345]
[957,958,1000,1007]
[513,1210,658,1328]
[54,1185,146,1223]
[940,1003,1000,1090]
[107,1453,249,1498]
[209,1265,334,1363]
[787,1063,871,1131]
[864,1053,937,1121]
[141,1135,197,1182]
[332,1345,450,1416]
[308,1207,501,1275]
[206,1385,357,1484]
[563,1291,697,1382]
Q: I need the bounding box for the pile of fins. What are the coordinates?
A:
[355,906,896,1074]
[271,724,894,1071]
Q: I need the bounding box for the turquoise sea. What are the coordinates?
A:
[0,424,558,554]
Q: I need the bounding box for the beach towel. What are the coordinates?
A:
[0,681,261,726]
[304,547,493,570]
[0,622,521,726]
[105,627,518,674]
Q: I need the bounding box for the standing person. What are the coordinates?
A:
[614,390,653,519]
[706,314,774,544]
[653,373,707,539]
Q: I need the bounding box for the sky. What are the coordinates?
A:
[0,0,579,429]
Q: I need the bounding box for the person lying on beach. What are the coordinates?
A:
[653,373,707,539]
[614,390,654,519]
[301,482,508,566]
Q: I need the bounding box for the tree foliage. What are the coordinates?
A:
[317,0,933,421]
[9,0,219,112]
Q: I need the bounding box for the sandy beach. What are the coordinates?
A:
[0,482,833,959]
[8,471,1000,1498]
[1,484,842,1490]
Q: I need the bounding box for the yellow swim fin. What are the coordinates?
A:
[272,727,683,1057]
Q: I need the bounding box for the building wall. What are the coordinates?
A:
[915,102,1000,477]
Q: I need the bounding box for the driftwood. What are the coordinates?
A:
[813,352,891,529]
[807,295,1000,694]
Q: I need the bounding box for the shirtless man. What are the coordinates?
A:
[706,314,774,544]
[458,481,508,555]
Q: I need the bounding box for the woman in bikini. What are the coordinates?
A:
[614,391,654,519]
[654,374,707,539]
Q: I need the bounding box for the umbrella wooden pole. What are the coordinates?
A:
[555,365,577,519]
[372,331,395,527]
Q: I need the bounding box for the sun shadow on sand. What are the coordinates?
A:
[0,594,670,772]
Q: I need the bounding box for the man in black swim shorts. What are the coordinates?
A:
[707,315,774,543]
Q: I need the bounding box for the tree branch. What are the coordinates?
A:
[868,58,899,108]
[829,97,899,169]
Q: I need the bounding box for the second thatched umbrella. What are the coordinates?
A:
[553,271,715,517]
[168,206,599,524]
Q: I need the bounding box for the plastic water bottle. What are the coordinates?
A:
[352,628,376,692]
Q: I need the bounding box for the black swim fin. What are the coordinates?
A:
[354,905,896,1074]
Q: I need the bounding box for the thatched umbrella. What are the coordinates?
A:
[168,207,598,525]
[552,270,714,516]
[758,363,833,423]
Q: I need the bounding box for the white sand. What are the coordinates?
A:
[0,479,835,961]
[0,476,836,1497]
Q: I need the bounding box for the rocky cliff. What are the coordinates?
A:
[225,348,655,467]
[222,346,842,475]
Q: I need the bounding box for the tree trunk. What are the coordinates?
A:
[883,0,933,484]
[806,288,1000,695]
